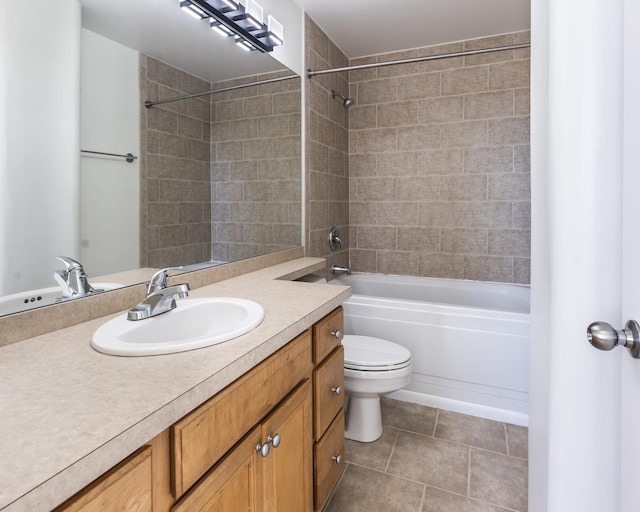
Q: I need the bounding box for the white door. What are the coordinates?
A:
[530,0,626,510]
[621,0,640,509]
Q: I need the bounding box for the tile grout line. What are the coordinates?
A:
[504,422,510,456]
[384,428,400,473]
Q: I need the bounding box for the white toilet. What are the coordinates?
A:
[342,334,412,442]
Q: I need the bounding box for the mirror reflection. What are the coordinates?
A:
[0,0,301,316]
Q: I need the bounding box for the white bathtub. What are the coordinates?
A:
[330,273,530,426]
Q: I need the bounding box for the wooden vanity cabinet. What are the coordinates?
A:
[57,306,346,512]
[172,380,312,512]
[312,307,346,512]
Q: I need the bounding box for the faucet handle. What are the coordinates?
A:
[56,255,83,272]
[147,266,184,294]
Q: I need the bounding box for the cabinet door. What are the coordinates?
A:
[55,447,152,512]
[172,427,263,512]
[261,380,313,512]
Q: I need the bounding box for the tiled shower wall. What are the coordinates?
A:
[348,33,531,283]
[139,55,212,268]
[210,72,301,262]
[305,15,350,274]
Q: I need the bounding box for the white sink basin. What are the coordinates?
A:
[91,297,265,356]
[0,283,122,316]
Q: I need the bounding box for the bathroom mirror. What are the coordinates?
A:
[0,0,302,316]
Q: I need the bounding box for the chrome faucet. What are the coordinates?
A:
[127,266,190,321]
[54,256,102,299]
[331,264,352,276]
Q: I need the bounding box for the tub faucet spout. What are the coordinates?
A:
[331,264,351,276]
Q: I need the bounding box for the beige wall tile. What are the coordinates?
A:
[377,202,418,226]
[440,120,488,148]
[441,66,488,96]
[350,153,377,177]
[357,128,398,153]
[418,253,465,279]
[349,104,377,130]
[488,173,531,200]
[419,96,464,124]
[377,101,419,127]
[490,59,530,90]
[397,125,440,150]
[377,152,418,176]
[488,229,531,256]
[464,255,513,282]
[488,117,530,145]
[397,73,441,100]
[417,149,464,175]
[397,227,440,252]
[357,225,397,250]
[356,177,397,201]
[441,175,487,201]
[350,248,377,272]
[357,78,398,105]
[464,90,514,120]
[464,146,513,174]
[441,228,488,254]
[514,145,531,172]
[377,251,419,275]
[514,88,530,115]
[396,176,441,201]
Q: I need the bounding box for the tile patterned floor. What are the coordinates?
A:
[324,398,528,512]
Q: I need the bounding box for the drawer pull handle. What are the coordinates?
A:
[331,329,342,339]
[256,442,270,458]
[331,385,342,395]
[268,433,281,449]
[332,454,342,465]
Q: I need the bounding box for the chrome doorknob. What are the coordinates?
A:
[331,329,342,339]
[587,320,640,359]
[331,386,342,395]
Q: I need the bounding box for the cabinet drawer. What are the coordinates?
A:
[313,346,344,442]
[312,307,343,364]
[314,409,345,512]
[171,330,313,497]
[55,446,152,512]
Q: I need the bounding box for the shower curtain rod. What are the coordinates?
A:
[144,74,299,108]
[306,43,530,78]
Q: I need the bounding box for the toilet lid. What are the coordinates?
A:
[342,335,411,371]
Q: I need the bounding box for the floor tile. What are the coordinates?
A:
[325,463,425,512]
[345,426,399,472]
[387,430,470,495]
[421,485,512,512]
[506,424,528,459]
[469,448,528,512]
[434,410,507,454]
[381,397,438,436]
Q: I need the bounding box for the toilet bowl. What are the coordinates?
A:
[342,334,412,442]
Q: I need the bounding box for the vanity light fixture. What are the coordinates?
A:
[180,0,208,19]
[178,0,284,53]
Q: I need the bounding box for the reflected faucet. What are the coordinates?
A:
[331,265,351,276]
[54,256,102,299]
[128,266,190,321]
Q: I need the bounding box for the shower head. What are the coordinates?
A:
[331,89,354,109]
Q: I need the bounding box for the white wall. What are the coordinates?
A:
[80,30,140,277]
[530,0,623,510]
[0,0,81,295]
[258,0,304,76]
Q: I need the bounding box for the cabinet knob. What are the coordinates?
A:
[331,329,342,339]
[256,442,270,457]
[332,454,342,465]
[331,385,342,395]
[268,433,281,449]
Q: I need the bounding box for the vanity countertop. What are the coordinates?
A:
[0,257,350,512]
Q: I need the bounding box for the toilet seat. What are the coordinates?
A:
[342,335,411,372]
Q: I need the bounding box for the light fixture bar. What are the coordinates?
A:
[185,0,277,52]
